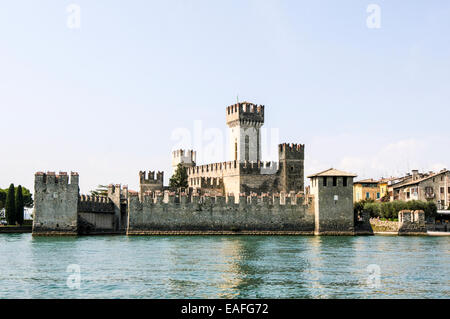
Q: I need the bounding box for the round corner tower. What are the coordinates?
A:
[226,102,264,162]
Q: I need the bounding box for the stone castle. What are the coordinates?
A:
[33,102,367,236]
[182,102,304,196]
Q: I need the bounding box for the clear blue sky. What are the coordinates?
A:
[1,1,449,193]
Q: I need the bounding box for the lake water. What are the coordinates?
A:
[0,234,448,298]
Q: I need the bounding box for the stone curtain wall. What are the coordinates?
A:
[127,192,315,235]
[369,218,399,232]
[369,210,427,235]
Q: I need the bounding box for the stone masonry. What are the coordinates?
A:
[127,192,315,235]
[32,101,358,236]
[398,210,427,235]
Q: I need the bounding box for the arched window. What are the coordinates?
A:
[245,135,249,161]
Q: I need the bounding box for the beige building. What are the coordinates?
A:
[393,169,450,210]
[353,179,380,202]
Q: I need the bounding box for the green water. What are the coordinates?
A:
[0,234,448,298]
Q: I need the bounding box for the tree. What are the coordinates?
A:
[5,184,16,225]
[90,185,109,197]
[380,193,390,202]
[169,164,188,190]
[0,186,32,209]
[15,185,24,225]
[21,187,33,208]
[0,189,6,210]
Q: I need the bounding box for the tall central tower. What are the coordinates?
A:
[226,102,265,162]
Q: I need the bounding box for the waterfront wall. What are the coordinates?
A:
[398,210,427,235]
[355,211,373,235]
[127,192,316,235]
[369,210,427,235]
[370,218,399,232]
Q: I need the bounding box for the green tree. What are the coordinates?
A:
[0,186,32,211]
[5,184,16,225]
[0,189,6,210]
[90,185,109,197]
[361,200,437,220]
[21,187,33,208]
[354,198,375,217]
[169,164,188,190]
[15,185,24,225]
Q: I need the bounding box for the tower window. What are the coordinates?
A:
[245,135,249,161]
[323,177,327,187]
[343,177,347,187]
[333,177,337,186]
[234,140,238,161]
[291,166,294,171]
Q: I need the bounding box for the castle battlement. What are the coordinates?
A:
[131,191,311,208]
[108,184,128,195]
[240,161,279,174]
[188,161,239,175]
[187,160,279,176]
[78,195,114,214]
[278,143,305,160]
[172,149,196,162]
[226,102,265,127]
[79,195,111,203]
[35,171,79,187]
[139,171,163,183]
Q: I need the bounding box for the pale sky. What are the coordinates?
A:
[1,1,449,193]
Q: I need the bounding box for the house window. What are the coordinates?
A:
[407,192,410,199]
[377,193,380,199]
[441,187,444,194]
[343,177,347,187]
[366,192,370,199]
[323,177,327,187]
[333,177,337,186]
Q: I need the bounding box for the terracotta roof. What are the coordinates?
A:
[307,168,357,178]
[393,169,448,188]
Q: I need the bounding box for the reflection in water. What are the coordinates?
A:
[306,237,328,298]
[216,237,246,298]
[0,234,449,298]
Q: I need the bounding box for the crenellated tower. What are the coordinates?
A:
[226,102,264,162]
[172,149,196,173]
[139,171,164,197]
[278,143,305,193]
[33,171,79,235]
